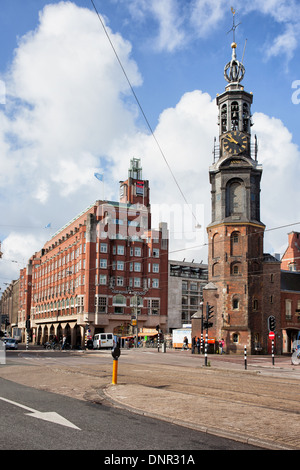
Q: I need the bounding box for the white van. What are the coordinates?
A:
[93,333,114,350]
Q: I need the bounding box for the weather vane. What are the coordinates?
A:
[227,6,241,44]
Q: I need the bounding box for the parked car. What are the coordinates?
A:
[4,338,18,350]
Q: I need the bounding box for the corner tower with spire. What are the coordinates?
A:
[203,8,281,354]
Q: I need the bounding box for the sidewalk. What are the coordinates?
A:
[101,350,300,450]
[1,348,300,450]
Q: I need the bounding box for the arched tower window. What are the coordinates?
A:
[231,101,239,130]
[226,180,245,217]
[232,295,239,310]
[212,232,221,259]
[231,261,242,276]
[221,104,227,133]
[230,231,241,256]
[212,262,221,277]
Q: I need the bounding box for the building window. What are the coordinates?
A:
[117,261,124,270]
[99,274,107,285]
[233,333,239,343]
[288,262,296,272]
[152,248,159,258]
[182,281,188,292]
[182,296,188,305]
[117,245,125,255]
[231,262,241,276]
[152,279,159,288]
[233,297,239,309]
[285,299,292,319]
[95,296,107,313]
[253,299,258,310]
[100,243,107,253]
[113,294,126,306]
[134,277,141,287]
[117,276,124,286]
[153,263,159,273]
[135,247,141,257]
[134,262,141,272]
[148,299,160,315]
[100,259,107,269]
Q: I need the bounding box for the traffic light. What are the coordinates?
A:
[268,316,276,332]
[204,303,214,330]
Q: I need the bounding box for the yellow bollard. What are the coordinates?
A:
[112,359,118,385]
[111,344,121,385]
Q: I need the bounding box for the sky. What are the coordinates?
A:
[0,0,300,292]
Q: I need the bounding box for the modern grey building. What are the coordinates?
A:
[168,260,208,331]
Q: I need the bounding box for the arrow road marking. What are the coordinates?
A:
[0,397,81,430]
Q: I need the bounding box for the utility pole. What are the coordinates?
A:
[131,295,138,348]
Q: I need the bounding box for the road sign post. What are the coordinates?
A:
[269,331,275,365]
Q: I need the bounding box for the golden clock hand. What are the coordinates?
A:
[227,136,238,144]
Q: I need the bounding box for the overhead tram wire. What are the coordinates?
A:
[89,0,201,228]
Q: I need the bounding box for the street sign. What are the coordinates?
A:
[269,331,275,340]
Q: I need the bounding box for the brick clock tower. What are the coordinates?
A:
[202,11,281,354]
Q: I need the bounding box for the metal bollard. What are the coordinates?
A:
[112,359,118,385]
[272,339,275,366]
[244,345,247,370]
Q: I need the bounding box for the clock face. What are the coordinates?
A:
[223,131,248,155]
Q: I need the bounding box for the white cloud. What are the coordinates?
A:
[190,0,228,38]
[265,24,298,61]
[123,0,300,62]
[126,0,187,52]
[0,1,143,287]
[252,112,300,254]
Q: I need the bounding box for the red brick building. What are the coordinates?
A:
[280,233,300,352]
[192,39,281,354]
[18,158,168,346]
[281,232,300,272]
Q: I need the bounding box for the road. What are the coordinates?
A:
[0,377,259,451]
[1,347,300,450]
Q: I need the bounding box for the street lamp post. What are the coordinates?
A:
[131,295,138,348]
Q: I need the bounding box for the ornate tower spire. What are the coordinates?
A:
[224,7,245,85]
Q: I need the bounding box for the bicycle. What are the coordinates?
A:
[45,341,61,350]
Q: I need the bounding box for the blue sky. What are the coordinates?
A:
[0,0,300,290]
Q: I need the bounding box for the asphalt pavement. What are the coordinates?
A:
[1,347,300,450]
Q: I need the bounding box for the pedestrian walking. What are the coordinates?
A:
[219,338,225,354]
[196,337,200,354]
[192,336,196,354]
[181,336,189,350]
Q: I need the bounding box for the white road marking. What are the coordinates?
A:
[0,396,81,430]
